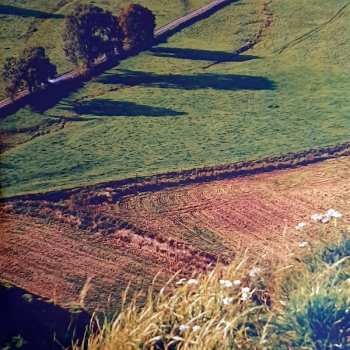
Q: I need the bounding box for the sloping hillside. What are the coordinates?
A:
[1,0,350,197]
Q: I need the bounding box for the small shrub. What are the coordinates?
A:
[321,237,350,265]
[275,287,350,349]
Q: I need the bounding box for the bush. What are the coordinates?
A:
[275,284,350,349]
[321,236,350,265]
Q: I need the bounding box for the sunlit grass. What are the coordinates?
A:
[0,0,210,96]
[1,0,350,197]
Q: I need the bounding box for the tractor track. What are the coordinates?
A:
[203,0,273,69]
[276,2,350,54]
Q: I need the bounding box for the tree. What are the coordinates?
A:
[119,4,156,53]
[62,4,124,68]
[2,47,56,98]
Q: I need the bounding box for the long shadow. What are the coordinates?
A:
[29,80,85,113]
[60,99,186,118]
[150,47,258,62]
[0,79,85,118]
[0,285,90,350]
[99,70,276,91]
[27,59,122,114]
[0,5,63,19]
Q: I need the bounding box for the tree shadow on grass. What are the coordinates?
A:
[60,99,186,118]
[29,80,85,113]
[150,47,258,62]
[0,5,63,19]
[99,70,276,91]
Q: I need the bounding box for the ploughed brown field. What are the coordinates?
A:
[1,156,349,311]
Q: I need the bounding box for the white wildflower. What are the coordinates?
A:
[219,279,233,288]
[172,336,184,341]
[187,279,198,285]
[326,209,343,219]
[299,241,309,248]
[221,321,231,337]
[233,279,241,286]
[220,320,230,327]
[222,321,231,337]
[176,278,187,285]
[249,267,261,278]
[321,215,330,223]
[241,287,251,301]
[179,324,189,333]
[311,213,323,222]
[192,325,201,332]
[311,209,342,224]
[295,222,306,230]
[222,297,234,305]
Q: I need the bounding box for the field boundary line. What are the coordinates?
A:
[203,0,273,69]
[2,142,349,202]
[276,2,350,54]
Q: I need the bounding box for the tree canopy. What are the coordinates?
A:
[63,4,124,68]
[119,4,156,53]
[3,47,56,98]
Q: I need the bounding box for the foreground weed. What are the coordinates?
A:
[73,226,350,349]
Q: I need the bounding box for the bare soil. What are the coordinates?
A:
[1,154,349,311]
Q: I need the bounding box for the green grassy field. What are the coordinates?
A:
[1,0,350,197]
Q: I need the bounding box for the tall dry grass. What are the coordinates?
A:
[73,218,350,349]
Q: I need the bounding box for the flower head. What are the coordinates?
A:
[222,297,234,305]
[179,324,189,333]
[299,241,309,248]
[192,325,201,332]
[326,209,342,219]
[311,213,324,222]
[233,279,241,286]
[311,209,343,224]
[295,222,306,230]
[321,215,330,223]
[241,287,251,301]
[219,279,233,288]
[176,278,187,285]
[249,267,261,278]
[187,279,198,285]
